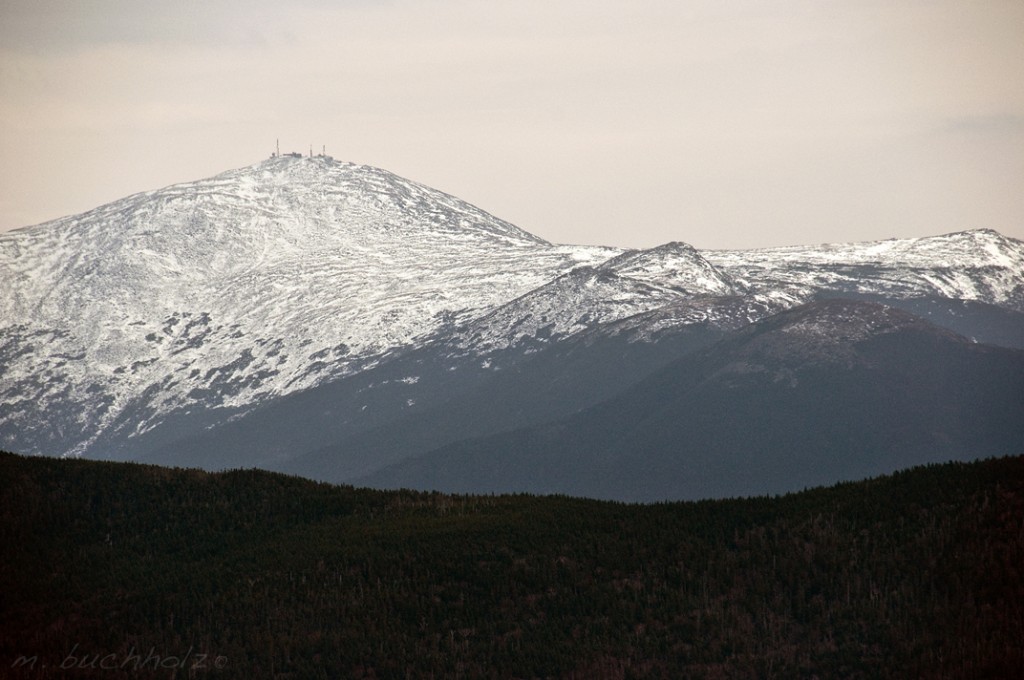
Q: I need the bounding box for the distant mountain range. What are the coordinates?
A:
[2,155,1022,500]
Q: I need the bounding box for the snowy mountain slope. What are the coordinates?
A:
[85,290,798,478]
[448,241,741,353]
[0,155,614,457]
[2,154,1023,474]
[449,228,1024,361]
[598,241,738,295]
[276,296,773,485]
[452,266,687,353]
[706,229,1024,312]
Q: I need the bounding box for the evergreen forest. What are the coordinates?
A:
[2,451,1022,678]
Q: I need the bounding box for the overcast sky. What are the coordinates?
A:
[1,0,1022,249]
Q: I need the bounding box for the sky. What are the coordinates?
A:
[1,0,1022,250]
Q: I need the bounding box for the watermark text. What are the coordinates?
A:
[10,644,227,672]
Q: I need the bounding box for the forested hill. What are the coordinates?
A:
[2,452,1022,678]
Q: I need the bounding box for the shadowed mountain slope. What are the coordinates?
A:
[359,300,1024,501]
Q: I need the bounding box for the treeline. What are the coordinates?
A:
[1,451,1022,678]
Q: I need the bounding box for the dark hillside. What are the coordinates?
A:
[360,300,1024,500]
[2,451,1022,678]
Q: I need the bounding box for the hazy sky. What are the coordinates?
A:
[1,0,1022,249]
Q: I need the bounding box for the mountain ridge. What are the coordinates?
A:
[2,157,1023,499]
[0,156,613,457]
[357,299,1024,501]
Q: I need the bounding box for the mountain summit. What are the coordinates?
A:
[0,157,612,457]
[2,157,1023,499]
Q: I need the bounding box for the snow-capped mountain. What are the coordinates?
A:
[2,155,1023,498]
[0,155,612,456]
